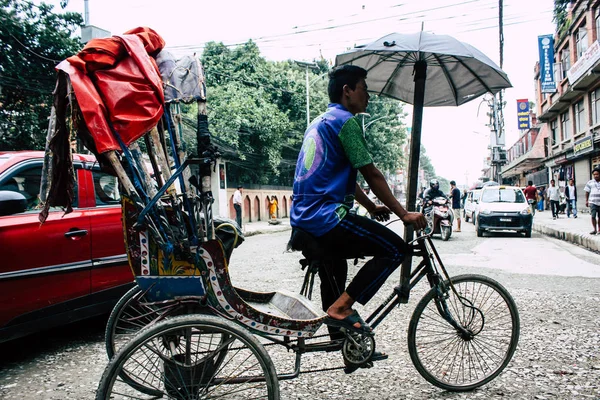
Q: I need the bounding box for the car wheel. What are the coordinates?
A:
[524,229,531,238]
[465,212,469,223]
[476,218,483,237]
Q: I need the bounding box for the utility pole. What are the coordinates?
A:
[294,61,319,128]
[489,0,508,183]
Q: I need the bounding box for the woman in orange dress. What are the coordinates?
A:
[269,196,278,219]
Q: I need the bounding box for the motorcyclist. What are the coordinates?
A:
[423,179,447,204]
[422,179,448,228]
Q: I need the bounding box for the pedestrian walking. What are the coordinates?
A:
[233,185,243,228]
[547,180,560,220]
[565,178,577,218]
[523,181,537,216]
[584,166,600,235]
[449,180,462,232]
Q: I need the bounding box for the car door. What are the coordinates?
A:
[87,167,133,293]
[0,159,92,336]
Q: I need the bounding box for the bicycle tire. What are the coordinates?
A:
[407,274,520,392]
[105,285,147,359]
[97,314,280,399]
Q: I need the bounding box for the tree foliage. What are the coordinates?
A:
[0,0,82,150]
[363,97,407,174]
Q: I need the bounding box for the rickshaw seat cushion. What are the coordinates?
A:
[288,228,328,260]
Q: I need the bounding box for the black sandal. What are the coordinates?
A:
[325,310,373,336]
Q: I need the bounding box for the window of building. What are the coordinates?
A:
[550,119,558,145]
[561,111,572,141]
[560,48,571,80]
[576,26,588,59]
[592,88,600,125]
[574,99,586,133]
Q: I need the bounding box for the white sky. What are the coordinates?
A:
[42,0,555,186]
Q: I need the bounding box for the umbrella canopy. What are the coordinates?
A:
[336,31,511,106]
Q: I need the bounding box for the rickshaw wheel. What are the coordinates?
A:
[96,314,279,400]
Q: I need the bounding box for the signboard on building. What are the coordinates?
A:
[517,99,530,130]
[567,39,600,84]
[573,135,594,156]
[538,35,556,93]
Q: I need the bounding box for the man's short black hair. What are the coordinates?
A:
[237,185,243,189]
[328,65,367,103]
[593,166,600,174]
[528,180,533,186]
[450,180,456,186]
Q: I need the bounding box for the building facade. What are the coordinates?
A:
[535,0,600,211]
[501,115,549,188]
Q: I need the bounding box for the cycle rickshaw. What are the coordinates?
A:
[41,28,519,400]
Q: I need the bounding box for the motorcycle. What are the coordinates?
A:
[424,196,454,241]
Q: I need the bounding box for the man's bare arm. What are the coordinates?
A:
[355,183,376,212]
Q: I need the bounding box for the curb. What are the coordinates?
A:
[532,222,600,253]
[243,225,292,237]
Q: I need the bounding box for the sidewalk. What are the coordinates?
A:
[241,218,292,237]
[532,208,600,253]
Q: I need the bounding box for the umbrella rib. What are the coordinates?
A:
[454,57,496,98]
[432,53,458,106]
[378,52,414,97]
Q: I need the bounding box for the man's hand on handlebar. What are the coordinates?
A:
[401,212,427,230]
[370,205,391,222]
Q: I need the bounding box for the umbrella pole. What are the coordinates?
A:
[400,60,427,301]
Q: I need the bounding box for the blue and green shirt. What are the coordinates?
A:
[291,103,373,236]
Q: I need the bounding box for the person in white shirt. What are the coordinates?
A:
[233,186,243,228]
[584,167,600,235]
[564,178,577,218]
[546,179,560,220]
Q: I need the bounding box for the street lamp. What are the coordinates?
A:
[357,113,397,136]
[294,61,319,128]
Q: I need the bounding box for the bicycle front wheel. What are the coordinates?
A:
[97,314,279,399]
[407,274,520,392]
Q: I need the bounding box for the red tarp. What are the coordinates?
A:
[57,27,165,154]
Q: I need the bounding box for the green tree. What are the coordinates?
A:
[363,96,408,174]
[198,40,333,185]
[419,145,436,182]
[0,0,83,150]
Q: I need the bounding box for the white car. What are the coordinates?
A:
[463,189,481,223]
[475,185,533,238]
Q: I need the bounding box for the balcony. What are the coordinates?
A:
[568,40,600,90]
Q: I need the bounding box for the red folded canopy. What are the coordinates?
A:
[57,27,165,153]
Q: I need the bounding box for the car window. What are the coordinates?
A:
[480,188,525,203]
[92,170,121,206]
[0,164,78,212]
[473,190,481,201]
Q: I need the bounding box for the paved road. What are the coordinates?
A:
[0,221,599,399]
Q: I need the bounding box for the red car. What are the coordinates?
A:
[0,151,134,343]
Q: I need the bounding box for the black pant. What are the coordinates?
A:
[550,200,559,217]
[234,204,242,227]
[317,212,407,306]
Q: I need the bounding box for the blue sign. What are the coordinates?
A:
[517,99,530,130]
[538,35,556,93]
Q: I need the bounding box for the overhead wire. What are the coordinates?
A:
[165,2,553,60]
